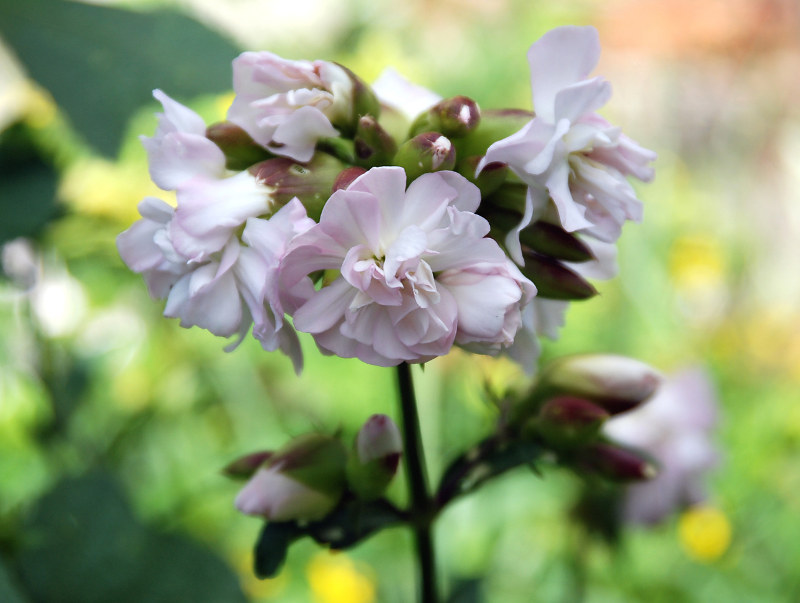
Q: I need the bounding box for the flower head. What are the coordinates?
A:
[281,167,535,366]
[227,52,356,162]
[478,26,656,262]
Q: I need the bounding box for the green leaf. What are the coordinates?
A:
[0,556,25,603]
[253,522,303,579]
[15,472,247,602]
[0,0,240,156]
[0,123,59,244]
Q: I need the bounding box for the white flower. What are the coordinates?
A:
[280,167,535,366]
[227,52,352,162]
[478,26,656,262]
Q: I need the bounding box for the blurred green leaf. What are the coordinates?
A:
[446,577,484,603]
[15,472,247,602]
[0,556,25,603]
[0,0,239,156]
[0,123,59,244]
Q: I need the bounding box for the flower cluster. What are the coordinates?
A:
[118,25,654,372]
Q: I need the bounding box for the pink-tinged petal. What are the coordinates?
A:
[117,216,167,274]
[165,266,243,337]
[371,68,442,121]
[440,270,523,341]
[567,238,618,280]
[270,105,338,162]
[527,26,601,122]
[553,77,612,124]
[436,171,482,213]
[141,132,226,191]
[479,119,540,173]
[505,185,549,266]
[235,466,335,521]
[522,119,570,176]
[171,172,272,260]
[152,89,207,136]
[383,225,427,286]
[293,277,357,334]
[545,161,594,232]
[588,134,657,182]
[319,189,383,253]
[346,166,408,232]
[137,196,174,223]
[400,173,458,232]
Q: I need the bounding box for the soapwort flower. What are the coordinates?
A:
[280,166,536,366]
[478,25,656,263]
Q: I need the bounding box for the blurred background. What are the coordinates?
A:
[1,0,799,601]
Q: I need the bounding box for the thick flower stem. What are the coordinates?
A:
[396,362,438,603]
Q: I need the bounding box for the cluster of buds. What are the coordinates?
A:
[117,25,654,373]
[513,354,662,482]
[226,415,402,522]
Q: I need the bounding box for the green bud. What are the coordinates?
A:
[222,450,273,480]
[455,156,508,196]
[410,96,481,139]
[521,249,598,300]
[249,153,346,221]
[206,121,271,170]
[393,132,455,182]
[269,433,348,498]
[331,63,381,136]
[456,108,533,159]
[575,442,659,482]
[520,221,595,263]
[346,414,403,500]
[534,396,609,448]
[353,115,398,168]
[333,166,367,192]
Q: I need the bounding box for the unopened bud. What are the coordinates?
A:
[535,396,609,448]
[206,121,272,170]
[538,355,661,416]
[353,115,397,167]
[521,249,598,300]
[250,153,346,220]
[458,109,533,159]
[333,166,367,192]
[410,96,481,138]
[223,450,273,480]
[394,132,455,182]
[234,433,347,522]
[330,63,381,136]
[520,221,595,263]
[347,414,403,500]
[455,156,508,196]
[576,442,659,482]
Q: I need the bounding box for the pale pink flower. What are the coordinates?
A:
[227,52,351,162]
[478,26,655,261]
[604,368,720,524]
[235,465,338,522]
[281,167,535,366]
[140,90,227,191]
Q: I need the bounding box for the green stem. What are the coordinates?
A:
[396,362,438,603]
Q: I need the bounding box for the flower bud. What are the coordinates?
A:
[353,115,397,168]
[205,121,271,170]
[346,414,403,500]
[223,450,273,479]
[457,109,533,159]
[330,63,382,136]
[575,442,659,482]
[519,221,595,263]
[538,354,662,416]
[234,433,347,522]
[520,249,598,300]
[455,156,508,197]
[535,396,609,448]
[410,96,481,139]
[332,166,367,192]
[393,132,455,182]
[249,153,346,220]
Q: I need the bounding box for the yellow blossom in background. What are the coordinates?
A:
[678,505,732,562]
[668,234,728,327]
[307,553,376,603]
